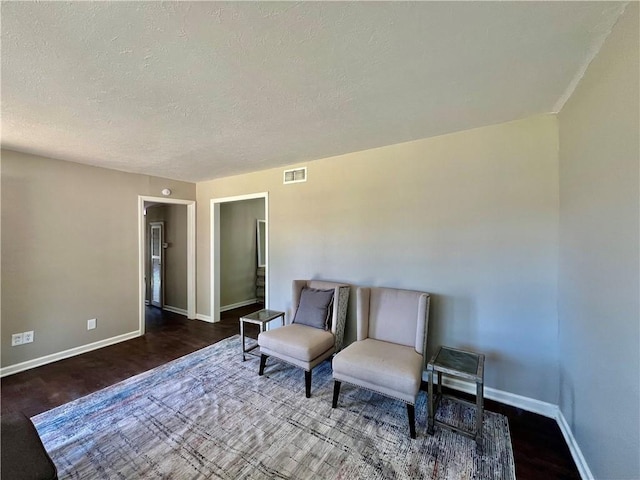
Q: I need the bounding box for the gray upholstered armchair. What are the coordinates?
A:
[258,280,350,398]
[332,286,430,438]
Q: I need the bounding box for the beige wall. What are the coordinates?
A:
[558,4,639,479]
[1,150,195,368]
[220,198,265,307]
[145,204,188,310]
[197,114,560,403]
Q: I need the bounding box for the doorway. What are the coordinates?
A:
[149,221,164,308]
[138,196,196,335]
[210,192,269,322]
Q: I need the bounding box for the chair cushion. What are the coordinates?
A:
[293,287,334,330]
[258,324,335,362]
[333,338,423,401]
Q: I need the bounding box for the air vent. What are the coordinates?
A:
[283,167,307,184]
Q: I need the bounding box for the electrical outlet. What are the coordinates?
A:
[11,333,23,346]
[23,331,34,344]
[87,318,97,330]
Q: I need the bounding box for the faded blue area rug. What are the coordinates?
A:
[33,336,516,479]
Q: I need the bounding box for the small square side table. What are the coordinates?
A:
[239,309,285,361]
[427,345,485,449]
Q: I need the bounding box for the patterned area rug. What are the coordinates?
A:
[33,336,516,479]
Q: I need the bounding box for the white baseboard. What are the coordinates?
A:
[421,373,591,479]
[195,313,213,323]
[556,410,594,480]
[163,305,188,316]
[219,298,258,312]
[422,373,558,418]
[0,330,141,378]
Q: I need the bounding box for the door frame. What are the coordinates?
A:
[210,192,269,322]
[138,196,196,334]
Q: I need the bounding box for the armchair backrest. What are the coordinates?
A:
[292,280,351,351]
[357,287,430,355]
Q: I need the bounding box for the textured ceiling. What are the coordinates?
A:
[1,2,626,182]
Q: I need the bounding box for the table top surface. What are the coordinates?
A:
[429,346,484,379]
[239,309,285,323]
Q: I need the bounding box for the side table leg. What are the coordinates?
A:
[476,380,484,451]
[258,322,266,358]
[427,370,435,435]
[240,320,246,361]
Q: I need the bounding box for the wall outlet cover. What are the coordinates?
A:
[23,331,34,343]
[11,333,23,346]
[87,318,97,330]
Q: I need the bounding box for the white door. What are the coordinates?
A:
[150,222,164,308]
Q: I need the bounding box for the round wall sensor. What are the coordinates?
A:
[161,188,172,196]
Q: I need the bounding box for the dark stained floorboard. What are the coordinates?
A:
[1,305,579,479]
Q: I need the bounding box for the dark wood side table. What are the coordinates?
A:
[239,309,284,361]
[427,345,485,449]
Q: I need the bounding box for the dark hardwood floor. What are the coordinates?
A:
[1,306,580,479]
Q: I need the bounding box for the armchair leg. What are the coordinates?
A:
[332,381,341,408]
[304,370,312,398]
[407,404,416,439]
[259,354,268,376]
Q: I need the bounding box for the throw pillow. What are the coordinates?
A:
[292,287,335,330]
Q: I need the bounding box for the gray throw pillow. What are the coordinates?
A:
[292,287,335,330]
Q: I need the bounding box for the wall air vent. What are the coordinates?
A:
[283,167,307,184]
